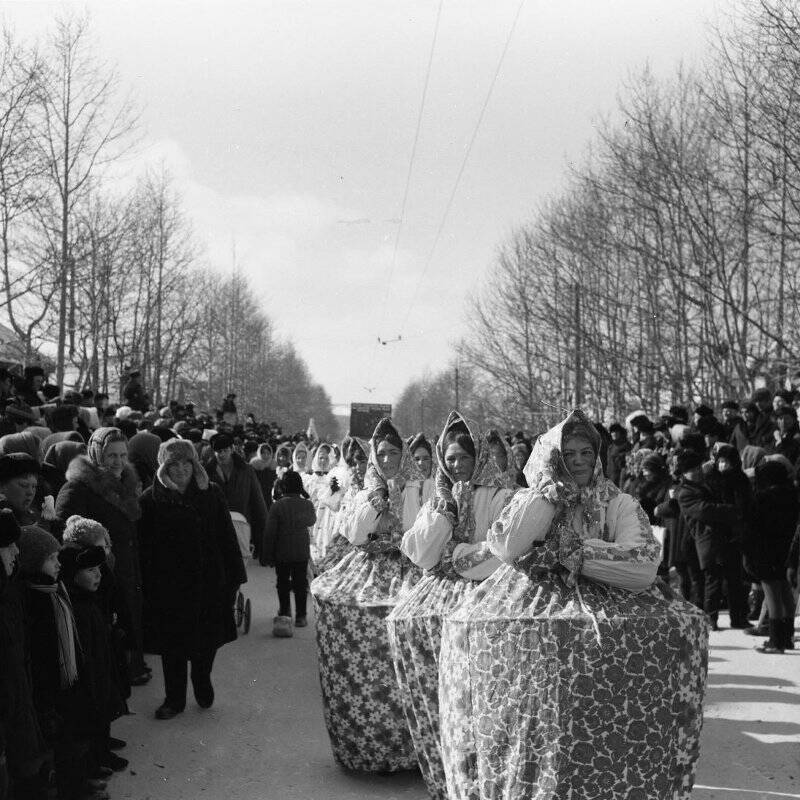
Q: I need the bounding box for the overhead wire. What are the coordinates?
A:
[363,0,444,393]
[396,0,526,337]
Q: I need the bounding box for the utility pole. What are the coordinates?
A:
[455,363,460,410]
[420,395,424,431]
[574,282,583,407]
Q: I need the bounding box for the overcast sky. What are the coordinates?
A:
[5,0,724,413]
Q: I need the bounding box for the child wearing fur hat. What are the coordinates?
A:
[60,537,128,784]
[17,525,103,799]
[0,510,49,798]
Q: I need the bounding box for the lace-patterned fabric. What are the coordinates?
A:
[311,419,421,772]
[437,409,709,800]
[388,412,514,799]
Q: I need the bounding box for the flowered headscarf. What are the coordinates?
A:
[435,411,506,545]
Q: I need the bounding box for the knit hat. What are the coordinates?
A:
[87,427,127,466]
[211,432,234,452]
[62,515,109,546]
[0,508,21,547]
[674,449,704,476]
[156,438,209,491]
[17,525,60,576]
[0,453,39,483]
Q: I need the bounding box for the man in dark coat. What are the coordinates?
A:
[207,433,268,561]
[138,440,246,719]
[721,400,748,451]
[122,370,149,413]
[748,388,776,448]
[675,449,742,630]
[768,405,800,467]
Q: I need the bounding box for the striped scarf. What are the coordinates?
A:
[29,581,80,688]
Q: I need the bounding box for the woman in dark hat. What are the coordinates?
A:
[138,440,246,719]
[54,427,149,685]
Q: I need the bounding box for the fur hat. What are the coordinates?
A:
[0,453,39,483]
[696,416,724,437]
[0,508,21,547]
[674,449,704,476]
[211,432,234,452]
[17,525,60,576]
[62,515,109,547]
[59,543,106,582]
[156,439,209,491]
[114,406,134,421]
[641,453,667,474]
[669,405,689,424]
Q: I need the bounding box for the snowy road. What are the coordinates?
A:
[112,563,800,800]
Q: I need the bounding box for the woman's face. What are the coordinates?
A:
[490,442,508,473]
[277,450,290,467]
[562,436,595,487]
[376,440,402,479]
[641,467,655,482]
[354,453,368,479]
[0,543,18,577]
[102,441,128,478]
[0,475,37,513]
[717,457,732,473]
[445,443,475,484]
[316,449,330,472]
[73,565,102,592]
[167,458,193,492]
[41,551,60,579]
[413,447,432,478]
[778,415,796,436]
[295,450,307,469]
[513,448,529,471]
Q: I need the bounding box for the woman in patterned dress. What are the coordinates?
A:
[316,436,370,574]
[387,412,517,800]
[304,443,335,562]
[310,418,424,772]
[439,409,709,800]
[406,433,436,512]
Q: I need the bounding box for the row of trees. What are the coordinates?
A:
[0,16,336,435]
[397,0,800,432]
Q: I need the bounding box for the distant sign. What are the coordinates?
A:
[350,403,392,438]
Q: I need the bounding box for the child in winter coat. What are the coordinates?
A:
[59,536,127,781]
[17,525,103,800]
[263,471,316,636]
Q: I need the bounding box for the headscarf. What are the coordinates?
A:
[87,427,127,467]
[741,445,766,472]
[523,408,618,545]
[292,441,310,473]
[0,431,40,462]
[38,431,83,462]
[434,411,506,545]
[43,441,87,481]
[311,443,333,474]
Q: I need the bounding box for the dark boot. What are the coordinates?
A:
[782,617,795,650]
[755,619,784,653]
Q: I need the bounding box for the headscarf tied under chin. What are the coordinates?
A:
[341,436,370,490]
[434,411,505,545]
[87,427,127,468]
[523,409,620,582]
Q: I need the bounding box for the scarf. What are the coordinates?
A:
[29,580,80,688]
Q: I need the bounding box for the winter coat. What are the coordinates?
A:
[208,453,268,551]
[0,574,45,776]
[250,458,277,511]
[675,479,739,570]
[743,484,799,581]
[653,494,694,568]
[606,440,631,487]
[263,494,317,564]
[138,477,247,655]
[768,433,800,467]
[67,586,126,734]
[54,457,143,652]
[748,411,776,449]
[634,476,671,524]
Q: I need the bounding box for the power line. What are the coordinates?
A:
[366,0,443,390]
[397,0,526,337]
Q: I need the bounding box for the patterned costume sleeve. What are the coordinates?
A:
[347,501,379,545]
[580,493,660,592]
[401,502,453,570]
[487,489,557,564]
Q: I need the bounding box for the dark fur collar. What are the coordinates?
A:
[65,456,142,521]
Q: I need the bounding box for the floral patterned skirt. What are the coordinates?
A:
[310,547,421,772]
[315,534,352,575]
[387,572,478,800]
[439,565,709,800]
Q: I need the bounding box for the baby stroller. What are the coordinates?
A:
[230,511,253,635]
